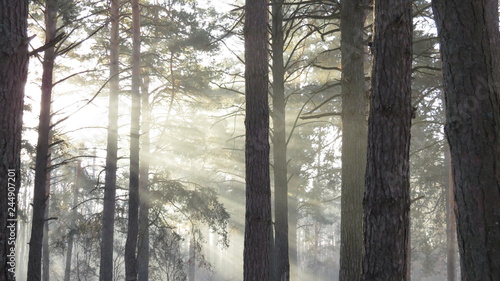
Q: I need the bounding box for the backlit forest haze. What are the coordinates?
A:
[1,0,499,280]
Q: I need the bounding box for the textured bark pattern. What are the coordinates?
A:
[338,0,369,279]
[362,0,413,279]
[28,1,57,279]
[271,0,290,280]
[432,0,500,279]
[125,0,142,279]
[0,1,29,280]
[243,0,271,280]
[99,0,120,280]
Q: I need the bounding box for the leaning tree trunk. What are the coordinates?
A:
[28,1,57,279]
[99,0,120,280]
[125,0,142,279]
[0,1,29,280]
[362,0,413,279]
[243,0,272,280]
[432,0,500,279]
[271,0,289,280]
[338,0,369,279]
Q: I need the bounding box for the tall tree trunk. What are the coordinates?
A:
[99,0,120,281]
[338,0,369,279]
[42,151,51,281]
[243,0,272,280]
[28,1,57,279]
[137,75,150,281]
[445,146,456,281]
[0,1,29,280]
[99,0,120,280]
[432,0,500,279]
[125,0,142,279]
[362,0,413,279]
[64,163,80,281]
[271,0,289,280]
[289,177,299,281]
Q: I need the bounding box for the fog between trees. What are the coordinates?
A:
[1,0,499,280]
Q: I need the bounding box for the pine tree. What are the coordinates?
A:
[0,1,29,280]
[271,0,290,280]
[28,0,58,279]
[125,0,142,279]
[432,0,500,278]
[243,0,272,279]
[362,0,413,279]
[338,0,369,279]
[99,0,120,280]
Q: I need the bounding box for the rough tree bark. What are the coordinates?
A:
[243,0,272,280]
[432,0,500,279]
[28,0,57,279]
[99,0,120,280]
[271,0,290,280]
[362,0,413,279]
[125,0,141,279]
[0,1,29,280]
[338,0,369,279]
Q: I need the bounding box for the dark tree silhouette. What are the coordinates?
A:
[0,1,29,280]
[125,0,142,279]
[99,0,120,280]
[28,1,57,279]
[243,0,272,280]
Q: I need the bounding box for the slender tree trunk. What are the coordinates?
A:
[362,0,413,279]
[42,151,51,281]
[64,163,80,281]
[0,1,29,280]
[28,1,57,279]
[63,230,74,281]
[42,213,49,281]
[125,0,142,279]
[432,0,500,279]
[243,0,272,280]
[445,146,456,281]
[99,0,120,280]
[338,0,369,279]
[271,0,289,280]
[289,177,299,281]
[188,234,196,281]
[137,75,150,281]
